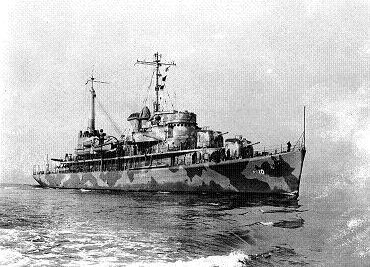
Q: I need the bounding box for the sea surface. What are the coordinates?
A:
[0,182,368,266]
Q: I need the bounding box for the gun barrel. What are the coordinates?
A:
[249,142,261,146]
[51,158,64,162]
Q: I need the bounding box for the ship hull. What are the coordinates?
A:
[33,149,305,195]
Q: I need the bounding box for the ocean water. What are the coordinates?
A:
[0,182,368,266]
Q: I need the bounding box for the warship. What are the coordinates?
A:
[33,53,306,196]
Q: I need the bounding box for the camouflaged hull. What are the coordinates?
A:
[33,149,305,194]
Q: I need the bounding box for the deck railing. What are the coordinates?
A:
[32,139,305,175]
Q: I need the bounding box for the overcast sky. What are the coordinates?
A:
[0,0,369,187]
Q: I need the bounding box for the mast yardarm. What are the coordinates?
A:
[136,52,176,112]
[85,73,109,133]
[33,54,307,196]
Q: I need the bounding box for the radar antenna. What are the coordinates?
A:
[85,70,109,133]
[136,52,176,112]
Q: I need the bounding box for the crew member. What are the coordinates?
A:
[287,141,291,152]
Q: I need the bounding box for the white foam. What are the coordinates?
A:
[0,229,18,242]
[260,222,274,226]
[80,189,91,192]
[347,218,364,230]
[3,187,17,190]
[126,251,249,267]
[0,247,30,266]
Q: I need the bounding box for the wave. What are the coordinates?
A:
[126,251,249,267]
[125,245,309,267]
[79,189,92,192]
[1,187,18,190]
[0,247,31,266]
[329,214,370,259]
[245,218,305,229]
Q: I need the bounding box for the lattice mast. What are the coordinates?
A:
[136,52,176,112]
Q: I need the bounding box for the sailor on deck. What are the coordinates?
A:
[287,141,292,152]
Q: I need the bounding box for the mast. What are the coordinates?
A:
[85,73,109,133]
[303,106,306,148]
[136,52,176,112]
[90,76,96,132]
[155,53,160,112]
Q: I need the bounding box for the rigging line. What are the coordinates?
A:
[173,91,177,109]
[96,98,123,135]
[166,89,175,110]
[83,84,127,136]
[96,99,121,134]
[143,70,155,106]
